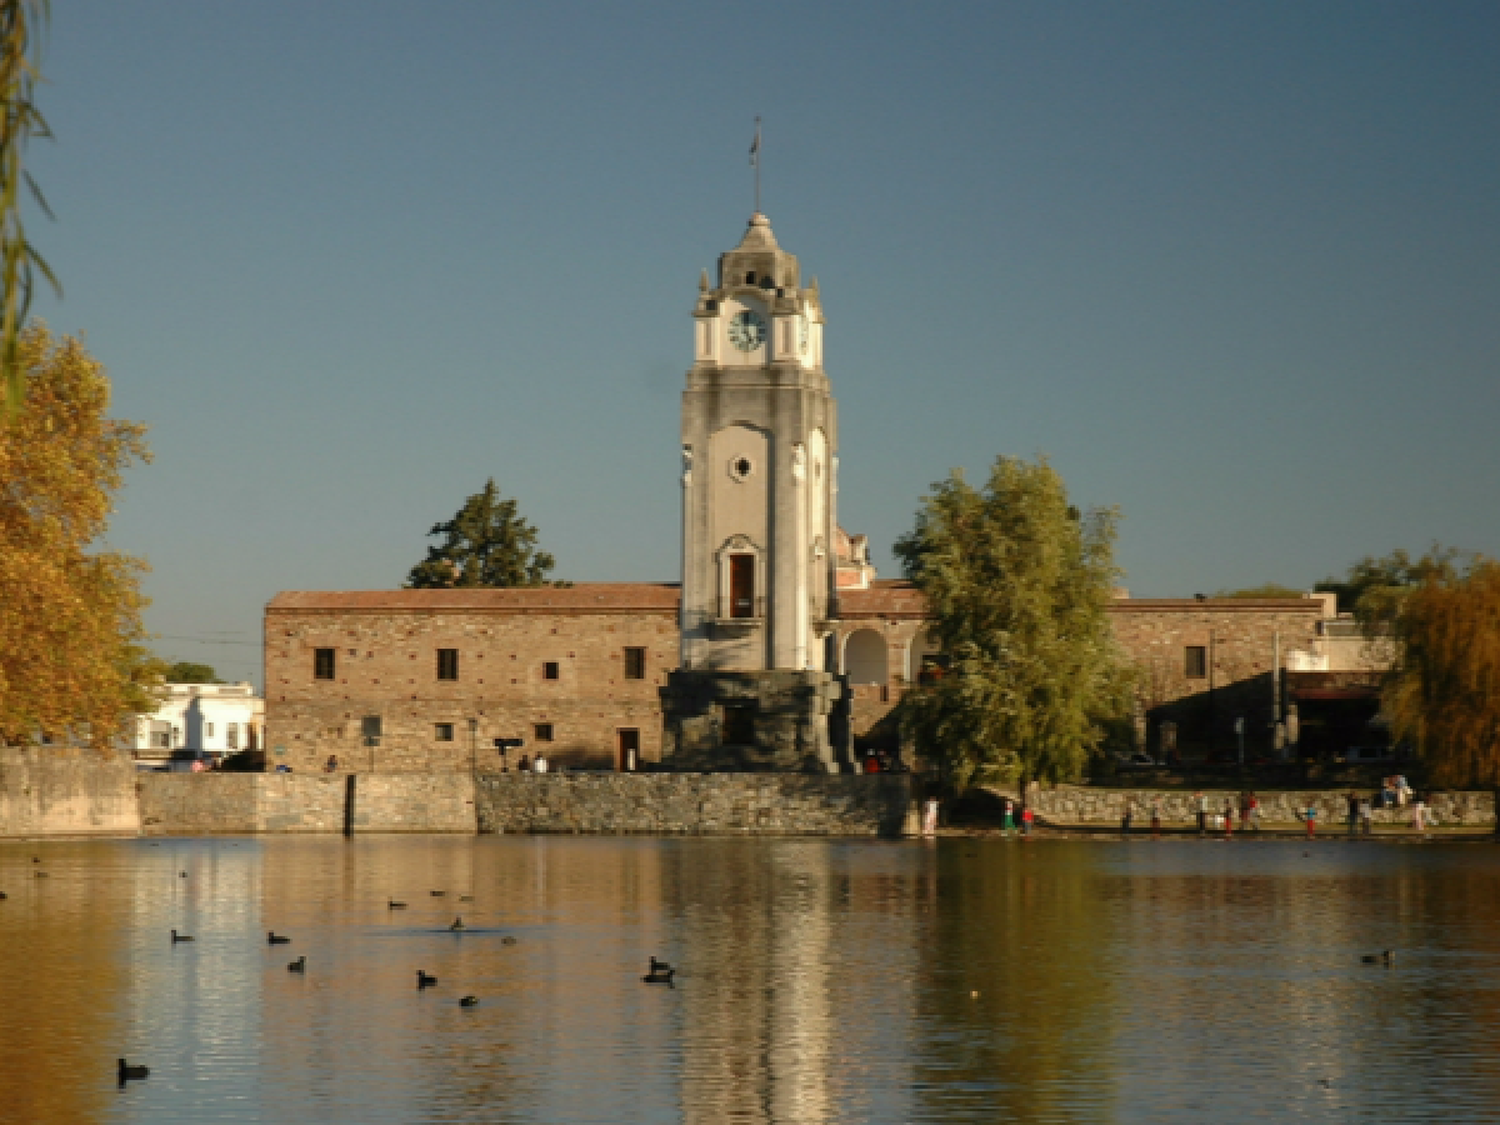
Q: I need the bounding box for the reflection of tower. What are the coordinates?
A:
[662,213,850,771]
[670,841,837,1123]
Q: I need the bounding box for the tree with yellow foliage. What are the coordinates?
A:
[0,324,159,745]
[1386,554,1500,827]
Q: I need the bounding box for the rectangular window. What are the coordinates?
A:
[1185,646,1208,679]
[534,723,554,742]
[729,554,755,618]
[543,661,560,681]
[623,647,646,680]
[314,647,336,680]
[437,648,459,681]
[205,722,215,739]
[434,723,455,742]
[226,723,240,750]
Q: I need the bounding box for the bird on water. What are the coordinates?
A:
[430,890,446,897]
[118,1059,149,1083]
[171,930,194,943]
[417,970,437,989]
[1362,950,1396,965]
[288,956,307,972]
[449,916,466,932]
[268,932,291,945]
[459,995,479,1007]
[643,960,674,985]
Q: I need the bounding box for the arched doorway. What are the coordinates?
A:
[843,629,887,686]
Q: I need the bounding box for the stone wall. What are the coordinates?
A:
[138,772,477,834]
[1023,785,1495,828]
[0,748,141,837]
[265,587,679,775]
[477,773,915,837]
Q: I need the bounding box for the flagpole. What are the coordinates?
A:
[752,116,761,214]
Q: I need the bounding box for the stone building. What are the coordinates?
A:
[264,578,1351,771]
[263,210,1374,772]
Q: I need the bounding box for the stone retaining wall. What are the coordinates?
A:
[477,773,915,837]
[138,772,477,834]
[1025,785,1495,827]
[0,748,141,837]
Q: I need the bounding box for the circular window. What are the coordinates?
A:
[729,456,753,482]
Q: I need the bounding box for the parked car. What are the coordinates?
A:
[1113,751,1157,767]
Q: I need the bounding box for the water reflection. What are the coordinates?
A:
[2,836,1500,1123]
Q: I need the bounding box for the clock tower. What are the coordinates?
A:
[661,212,850,772]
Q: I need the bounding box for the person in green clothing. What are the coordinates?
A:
[1001,798,1016,836]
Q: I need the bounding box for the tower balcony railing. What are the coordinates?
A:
[714,595,765,636]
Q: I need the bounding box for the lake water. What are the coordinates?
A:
[2,834,1498,1124]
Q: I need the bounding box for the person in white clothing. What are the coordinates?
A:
[533,753,549,774]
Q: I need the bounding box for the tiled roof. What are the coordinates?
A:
[267,583,681,613]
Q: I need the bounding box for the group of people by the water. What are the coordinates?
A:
[1114,782,1441,839]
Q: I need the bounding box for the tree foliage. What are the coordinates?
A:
[0,324,159,743]
[163,661,221,684]
[893,455,1132,791]
[0,0,59,420]
[1316,547,1465,623]
[1385,555,1500,798]
[405,479,558,589]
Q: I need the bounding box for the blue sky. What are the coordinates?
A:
[29,1,1500,685]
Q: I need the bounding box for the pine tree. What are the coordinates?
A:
[894,455,1131,791]
[405,479,558,589]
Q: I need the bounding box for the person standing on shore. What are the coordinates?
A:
[1347,792,1360,837]
[1223,799,1235,839]
[1150,796,1162,839]
[1001,799,1015,837]
[1121,802,1134,836]
[1304,802,1318,839]
[1238,791,1251,832]
[1248,791,1261,831]
[1412,798,1428,834]
[1195,791,1208,835]
[1359,796,1373,836]
[1021,806,1034,837]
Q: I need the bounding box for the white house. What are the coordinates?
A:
[126,682,264,763]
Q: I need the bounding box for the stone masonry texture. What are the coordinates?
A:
[265,586,1331,769]
[0,748,140,837]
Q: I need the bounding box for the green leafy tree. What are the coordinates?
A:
[1,0,60,420]
[163,661,221,684]
[894,455,1132,792]
[1385,555,1500,825]
[0,324,160,744]
[1316,547,1464,623]
[405,479,558,589]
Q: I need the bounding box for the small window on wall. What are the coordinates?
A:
[543,662,560,681]
[205,723,215,738]
[1185,646,1208,679]
[437,648,459,681]
[314,648,336,680]
[434,723,455,742]
[534,723,554,742]
[226,723,240,750]
[623,647,646,680]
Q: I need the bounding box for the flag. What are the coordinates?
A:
[749,119,760,166]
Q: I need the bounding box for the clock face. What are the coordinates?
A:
[728,309,767,351]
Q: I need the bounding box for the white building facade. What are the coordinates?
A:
[125,682,264,763]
